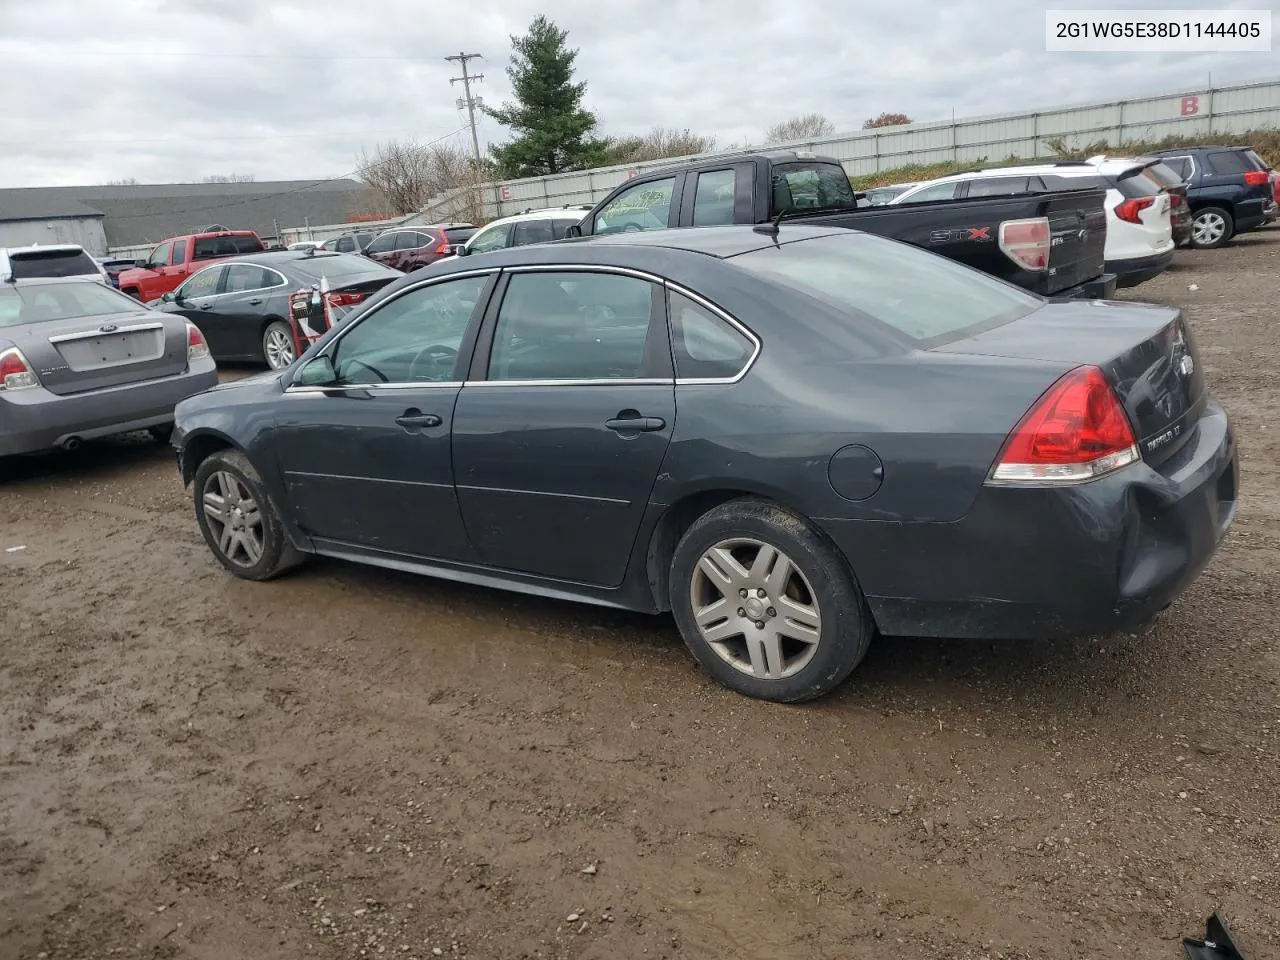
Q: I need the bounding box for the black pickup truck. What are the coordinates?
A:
[563,150,1116,299]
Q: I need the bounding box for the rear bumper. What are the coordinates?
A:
[1056,272,1118,300]
[1108,248,1175,288]
[0,360,218,456]
[820,400,1238,640]
[1232,198,1270,233]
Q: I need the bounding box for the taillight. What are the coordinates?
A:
[323,291,365,308]
[998,217,1050,270]
[988,366,1139,484]
[1114,196,1155,224]
[185,321,210,362]
[434,242,451,255]
[1242,170,1269,187]
[0,346,40,391]
[1269,171,1280,203]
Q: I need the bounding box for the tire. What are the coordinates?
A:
[261,320,296,370]
[1189,206,1233,249]
[192,448,305,581]
[148,424,173,444]
[668,498,873,703]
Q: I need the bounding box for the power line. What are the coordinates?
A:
[0,127,467,147]
[0,46,464,62]
[446,53,485,167]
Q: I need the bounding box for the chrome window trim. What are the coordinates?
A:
[467,262,760,387]
[284,380,465,395]
[216,263,291,298]
[48,321,165,344]
[463,378,673,388]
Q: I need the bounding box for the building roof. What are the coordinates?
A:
[0,179,384,247]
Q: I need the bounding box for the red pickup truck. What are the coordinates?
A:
[117,230,266,302]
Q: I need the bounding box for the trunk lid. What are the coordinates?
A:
[12,310,192,396]
[1039,189,1109,296]
[934,300,1206,468]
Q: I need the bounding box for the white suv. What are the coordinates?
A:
[0,244,109,284]
[439,206,591,263]
[890,159,1175,287]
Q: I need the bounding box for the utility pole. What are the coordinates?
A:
[446,53,485,166]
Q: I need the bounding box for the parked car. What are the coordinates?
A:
[287,240,324,252]
[2,244,109,284]
[0,276,217,468]
[319,231,376,255]
[363,224,477,272]
[150,250,401,370]
[861,182,920,205]
[890,158,1174,287]
[171,224,1237,703]
[116,229,267,302]
[1145,145,1277,248]
[442,207,589,262]
[96,256,138,289]
[569,150,1116,299]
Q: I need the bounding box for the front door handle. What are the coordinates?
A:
[395,412,442,428]
[247,298,263,305]
[605,415,666,432]
[199,303,213,310]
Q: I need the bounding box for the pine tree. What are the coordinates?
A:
[485,16,607,178]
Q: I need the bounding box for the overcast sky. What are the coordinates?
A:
[1,0,1274,188]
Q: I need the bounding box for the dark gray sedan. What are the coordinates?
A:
[1,276,217,465]
[171,225,1238,702]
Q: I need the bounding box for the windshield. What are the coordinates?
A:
[771,162,858,213]
[730,233,1041,346]
[0,282,144,328]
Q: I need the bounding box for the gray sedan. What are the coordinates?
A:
[1,277,218,464]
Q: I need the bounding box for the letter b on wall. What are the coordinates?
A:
[1180,95,1200,116]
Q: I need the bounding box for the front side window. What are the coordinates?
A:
[331,274,489,384]
[487,271,658,381]
[177,265,223,299]
[146,242,172,269]
[668,291,753,380]
[468,223,511,253]
[966,176,1031,198]
[594,177,676,235]
[395,232,430,250]
[730,233,1041,346]
[692,169,736,226]
[896,180,960,204]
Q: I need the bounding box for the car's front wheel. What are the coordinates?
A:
[193,449,305,580]
[1190,206,1233,249]
[668,498,873,703]
[262,321,296,370]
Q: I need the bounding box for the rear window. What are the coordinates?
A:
[770,162,858,213]
[290,254,399,281]
[6,248,99,279]
[0,282,141,327]
[1139,162,1182,187]
[730,233,1041,346]
[1245,149,1269,171]
[1113,168,1163,198]
[192,235,265,260]
[443,227,476,243]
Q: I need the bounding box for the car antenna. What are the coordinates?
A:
[753,206,791,237]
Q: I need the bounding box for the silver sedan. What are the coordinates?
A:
[1,277,218,464]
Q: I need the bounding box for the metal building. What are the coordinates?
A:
[0,193,108,255]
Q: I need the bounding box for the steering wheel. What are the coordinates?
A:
[341,358,389,383]
[408,344,458,381]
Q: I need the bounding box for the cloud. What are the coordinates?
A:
[0,0,1274,187]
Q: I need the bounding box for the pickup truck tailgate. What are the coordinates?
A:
[1042,191,1108,296]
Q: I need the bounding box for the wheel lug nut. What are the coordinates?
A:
[739,589,748,598]
[757,588,767,598]
[767,607,776,618]
[737,608,746,617]
[754,621,765,630]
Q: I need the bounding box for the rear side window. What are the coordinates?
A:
[1206,151,1253,176]
[966,176,1031,198]
[193,235,262,259]
[668,291,753,380]
[6,248,99,279]
[730,233,1041,346]
[897,180,960,204]
[692,169,737,225]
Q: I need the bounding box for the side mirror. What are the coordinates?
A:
[161,291,176,303]
[453,244,470,257]
[134,259,148,269]
[294,354,336,387]
[563,223,583,239]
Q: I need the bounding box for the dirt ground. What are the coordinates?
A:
[3,231,1279,960]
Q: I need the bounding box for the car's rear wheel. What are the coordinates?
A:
[668,498,873,702]
[193,449,304,581]
[262,321,295,370]
[1190,206,1233,249]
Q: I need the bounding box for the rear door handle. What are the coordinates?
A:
[247,298,263,305]
[199,303,213,310]
[605,416,666,432]
[395,412,442,428]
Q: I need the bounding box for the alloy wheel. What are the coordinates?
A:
[202,470,265,567]
[1192,211,1226,246]
[689,537,822,681]
[264,326,295,369]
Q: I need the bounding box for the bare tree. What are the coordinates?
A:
[765,113,835,143]
[201,173,257,183]
[356,139,486,221]
[862,112,913,129]
[603,127,717,165]
[103,177,139,186]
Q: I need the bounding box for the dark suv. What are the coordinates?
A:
[1147,146,1277,249]
[363,224,477,272]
